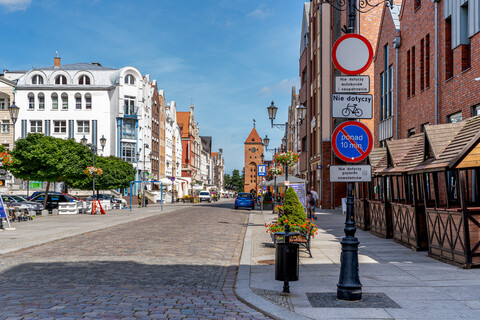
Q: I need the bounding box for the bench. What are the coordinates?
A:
[273,226,312,258]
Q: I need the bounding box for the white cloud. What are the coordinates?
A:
[0,0,31,11]
[247,5,270,19]
[259,78,299,96]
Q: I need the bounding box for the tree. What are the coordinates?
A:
[68,155,135,192]
[10,134,90,208]
[283,187,307,226]
[230,169,244,191]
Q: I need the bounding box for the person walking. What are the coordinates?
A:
[309,187,319,220]
[306,191,315,220]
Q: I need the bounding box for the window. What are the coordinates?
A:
[408,128,416,137]
[414,0,421,11]
[121,142,136,163]
[53,120,67,133]
[61,93,68,110]
[38,93,45,110]
[1,120,9,134]
[407,50,411,98]
[420,38,425,91]
[75,93,82,110]
[51,93,58,109]
[411,46,416,96]
[28,93,35,110]
[78,75,91,85]
[55,75,67,85]
[460,3,471,71]
[380,45,393,121]
[32,74,44,85]
[425,34,430,88]
[472,104,480,116]
[124,96,136,115]
[0,98,8,110]
[77,120,90,134]
[447,112,462,123]
[122,119,136,139]
[125,74,136,85]
[85,93,92,110]
[445,17,454,79]
[30,120,42,133]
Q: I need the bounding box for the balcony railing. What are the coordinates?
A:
[379,116,394,141]
[124,105,138,117]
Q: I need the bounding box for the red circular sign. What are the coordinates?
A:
[332,121,373,163]
[332,34,373,75]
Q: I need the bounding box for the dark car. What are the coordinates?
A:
[27,191,74,202]
[30,193,75,211]
[1,194,44,218]
[235,192,255,210]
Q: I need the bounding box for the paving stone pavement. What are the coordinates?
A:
[0,202,271,319]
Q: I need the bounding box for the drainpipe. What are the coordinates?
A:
[433,0,440,124]
[393,36,401,139]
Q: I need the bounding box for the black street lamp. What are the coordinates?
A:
[321,0,394,302]
[81,135,107,207]
[266,101,306,182]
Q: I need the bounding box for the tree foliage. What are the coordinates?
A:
[283,187,307,225]
[68,155,135,190]
[10,134,89,183]
[224,169,244,191]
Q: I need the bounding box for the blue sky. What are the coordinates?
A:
[0,0,304,175]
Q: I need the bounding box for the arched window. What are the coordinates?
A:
[78,75,91,85]
[61,93,68,110]
[125,74,135,85]
[75,93,82,109]
[28,93,35,110]
[32,74,44,85]
[55,75,67,85]
[85,93,92,109]
[51,93,58,109]
[38,93,45,110]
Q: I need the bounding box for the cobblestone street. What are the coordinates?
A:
[0,202,271,319]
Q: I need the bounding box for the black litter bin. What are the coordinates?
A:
[275,243,299,281]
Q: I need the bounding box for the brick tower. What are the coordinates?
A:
[244,126,264,193]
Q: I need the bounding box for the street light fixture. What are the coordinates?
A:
[266,101,306,182]
[81,135,106,209]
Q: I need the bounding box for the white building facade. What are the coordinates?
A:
[6,57,152,195]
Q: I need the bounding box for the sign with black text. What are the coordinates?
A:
[332,93,373,119]
[330,165,371,182]
[335,76,370,93]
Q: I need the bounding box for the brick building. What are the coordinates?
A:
[244,127,264,193]
[303,0,382,208]
[375,0,480,147]
[177,104,200,185]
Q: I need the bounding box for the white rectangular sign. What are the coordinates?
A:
[335,76,370,93]
[332,93,373,119]
[330,165,371,182]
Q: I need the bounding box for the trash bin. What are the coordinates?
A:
[274,225,300,293]
[275,243,299,281]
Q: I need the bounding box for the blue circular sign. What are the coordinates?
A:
[332,121,373,163]
[170,177,175,181]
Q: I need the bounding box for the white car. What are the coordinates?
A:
[198,191,212,202]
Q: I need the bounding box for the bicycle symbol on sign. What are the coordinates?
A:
[341,103,363,118]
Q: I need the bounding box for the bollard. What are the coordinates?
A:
[274,224,300,293]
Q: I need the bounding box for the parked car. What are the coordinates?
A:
[87,194,126,208]
[1,194,44,218]
[30,193,76,211]
[198,191,212,203]
[27,191,74,202]
[235,192,255,210]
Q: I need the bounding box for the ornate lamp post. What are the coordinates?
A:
[320,0,394,302]
[81,135,107,202]
[267,101,306,182]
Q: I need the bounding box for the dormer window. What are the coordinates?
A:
[78,75,91,85]
[125,74,136,85]
[32,74,44,85]
[55,75,67,85]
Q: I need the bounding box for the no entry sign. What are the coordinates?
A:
[332,34,373,76]
[332,121,373,163]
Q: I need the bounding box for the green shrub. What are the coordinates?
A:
[283,187,306,226]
